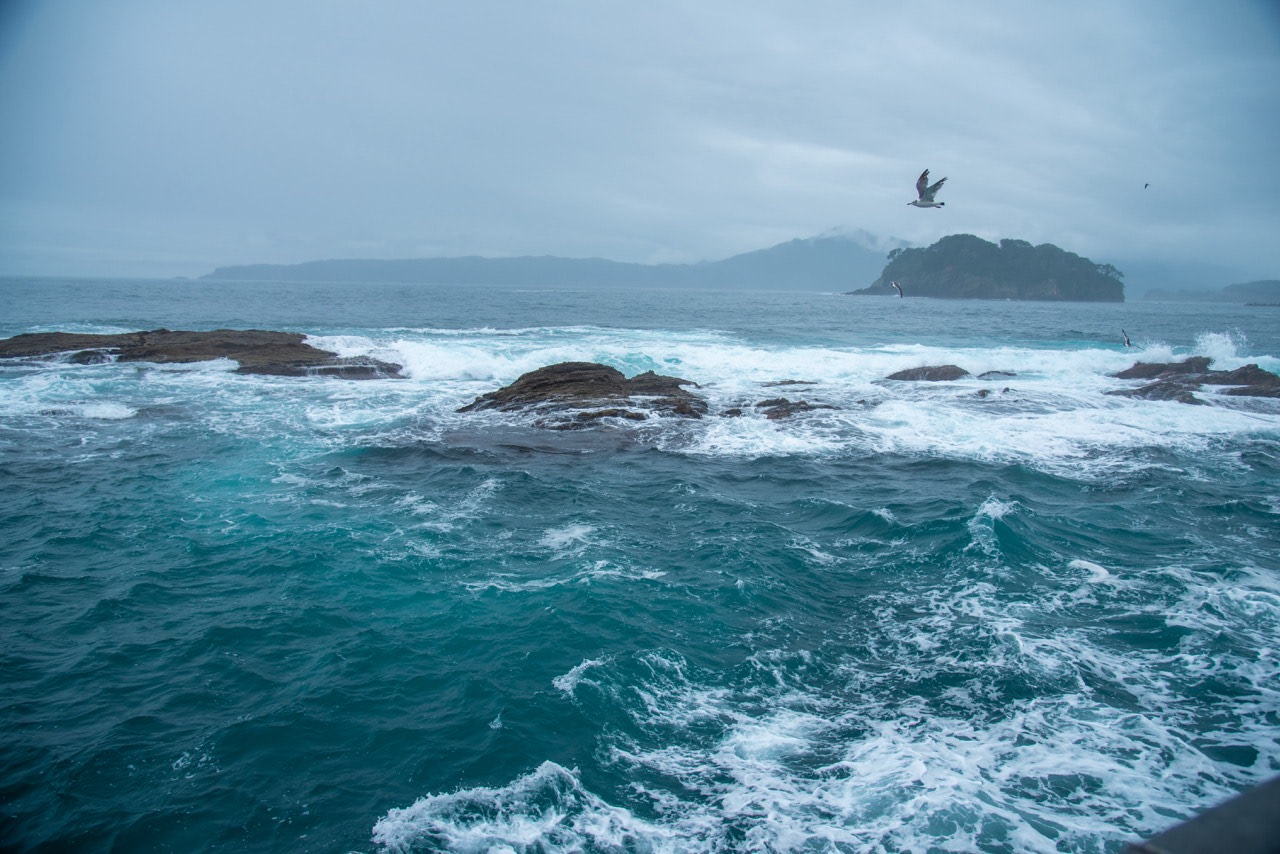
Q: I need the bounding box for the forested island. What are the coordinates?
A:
[849,234,1125,302]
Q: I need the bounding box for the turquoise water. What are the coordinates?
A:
[2,279,1278,852]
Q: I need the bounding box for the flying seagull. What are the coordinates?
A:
[909,169,947,208]
[891,280,904,298]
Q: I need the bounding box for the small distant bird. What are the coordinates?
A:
[891,280,904,298]
[1144,183,1149,189]
[1122,329,1131,347]
[909,169,947,208]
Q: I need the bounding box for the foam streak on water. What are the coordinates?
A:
[1,282,1278,852]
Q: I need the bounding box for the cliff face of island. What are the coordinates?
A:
[851,234,1125,302]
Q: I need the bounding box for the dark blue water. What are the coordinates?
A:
[2,278,1278,852]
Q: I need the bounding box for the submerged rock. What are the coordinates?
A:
[753,398,839,420]
[1109,380,1207,405]
[886,365,970,382]
[457,362,707,424]
[0,329,403,378]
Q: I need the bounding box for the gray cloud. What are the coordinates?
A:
[1,0,1278,283]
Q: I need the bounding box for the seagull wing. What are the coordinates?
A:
[916,170,930,199]
[923,176,947,201]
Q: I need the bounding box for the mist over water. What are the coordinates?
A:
[2,279,1278,852]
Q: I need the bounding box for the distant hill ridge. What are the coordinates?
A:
[204,232,1137,301]
[1143,279,1280,303]
[201,232,899,291]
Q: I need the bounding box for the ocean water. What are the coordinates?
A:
[1,278,1278,853]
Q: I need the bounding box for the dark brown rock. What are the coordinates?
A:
[1221,384,1280,398]
[753,398,838,419]
[459,362,628,412]
[1108,358,1280,404]
[1108,380,1206,405]
[1202,364,1280,388]
[457,362,707,421]
[886,365,970,382]
[626,370,702,395]
[575,408,647,422]
[1112,357,1211,380]
[0,328,403,378]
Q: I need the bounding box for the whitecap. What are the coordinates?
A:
[1068,558,1115,584]
[538,523,596,553]
[552,657,610,697]
[976,496,1017,519]
[76,402,138,420]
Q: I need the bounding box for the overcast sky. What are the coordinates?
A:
[1,0,1278,282]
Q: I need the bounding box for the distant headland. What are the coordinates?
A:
[201,231,1132,301]
[1143,279,1280,304]
[200,232,900,292]
[847,234,1125,302]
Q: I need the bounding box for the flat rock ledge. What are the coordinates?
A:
[1108,357,1280,405]
[886,365,971,382]
[0,329,403,379]
[457,362,708,428]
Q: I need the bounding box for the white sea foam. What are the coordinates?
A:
[372,761,675,854]
[538,523,596,552]
[7,324,1278,477]
[552,657,610,696]
[75,402,138,420]
[1193,330,1248,366]
[1068,558,1115,583]
[384,549,1280,853]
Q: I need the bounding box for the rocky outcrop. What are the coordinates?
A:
[0,329,402,378]
[457,362,707,427]
[886,365,970,381]
[1108,358,1280,404]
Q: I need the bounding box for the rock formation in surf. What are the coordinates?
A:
[885,365,971,381]
[0,329,403,378]
[457,362,708,428]
[1108,357,1280,404]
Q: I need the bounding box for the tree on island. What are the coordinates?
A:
[854,234,1125,302]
